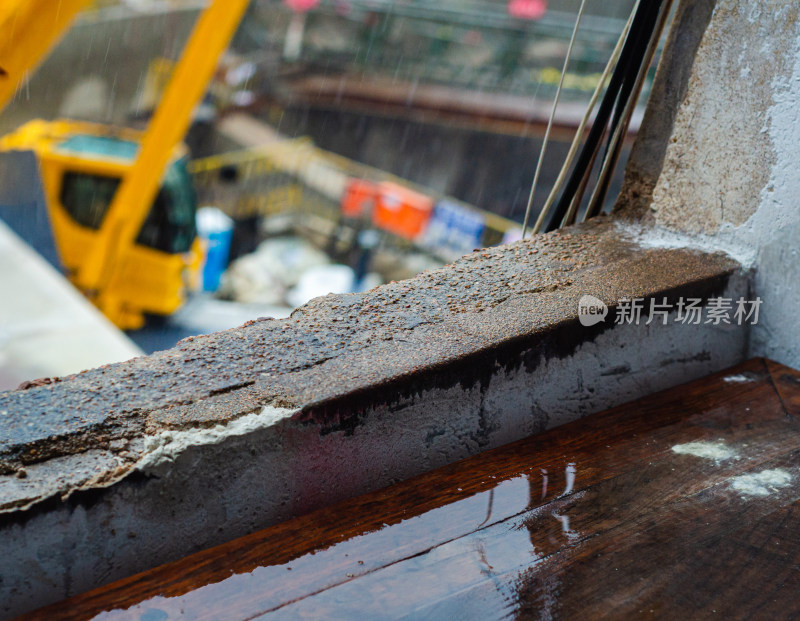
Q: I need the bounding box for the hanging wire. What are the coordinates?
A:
[531,1,639,235]
[581,0,673,222]
[520,0,587,240]
[539,0,664,234]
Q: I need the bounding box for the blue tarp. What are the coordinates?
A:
[423,199,486,255]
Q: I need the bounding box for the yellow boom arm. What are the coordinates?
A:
[0,0,91,112]
[75,0,250,315]
[1,0,250,322]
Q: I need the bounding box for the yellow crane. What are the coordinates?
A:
[0,0,250,329]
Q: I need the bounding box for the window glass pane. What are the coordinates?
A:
[59,172,121,230]
[135,157,197,253]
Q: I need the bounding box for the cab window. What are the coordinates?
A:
[135,157,197,253]
[58,158,196,253]
[59,172,121,229]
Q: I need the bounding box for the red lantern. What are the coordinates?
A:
[284,0,320,13]
[507,0,547,20]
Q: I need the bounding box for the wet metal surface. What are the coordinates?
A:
[19,358,800,620]
[0,218,740,512]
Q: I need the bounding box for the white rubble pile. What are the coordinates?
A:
[220,236,362,307]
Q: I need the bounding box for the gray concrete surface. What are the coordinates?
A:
[614,0,717,216]
[0,218,748,617]
[617,0,800,370]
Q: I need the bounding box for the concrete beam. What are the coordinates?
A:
[0,218,748,617]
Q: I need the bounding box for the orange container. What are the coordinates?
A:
[341,179,378,218]
[373,182,434,239]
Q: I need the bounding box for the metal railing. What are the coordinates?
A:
[246,0,640,101]
[188,135,520,258]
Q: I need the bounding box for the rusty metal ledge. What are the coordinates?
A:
[1,217,741,504]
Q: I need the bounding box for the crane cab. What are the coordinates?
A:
[0,119,202,329]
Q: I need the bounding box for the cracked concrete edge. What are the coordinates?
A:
[0,218,745,516]
[136,404,298,474]
[0,407,302,515]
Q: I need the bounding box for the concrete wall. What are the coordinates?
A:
[619,0,800,369]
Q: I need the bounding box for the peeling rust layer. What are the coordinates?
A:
[0,218,741,510]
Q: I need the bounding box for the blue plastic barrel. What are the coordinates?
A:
[196,207,234,292]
